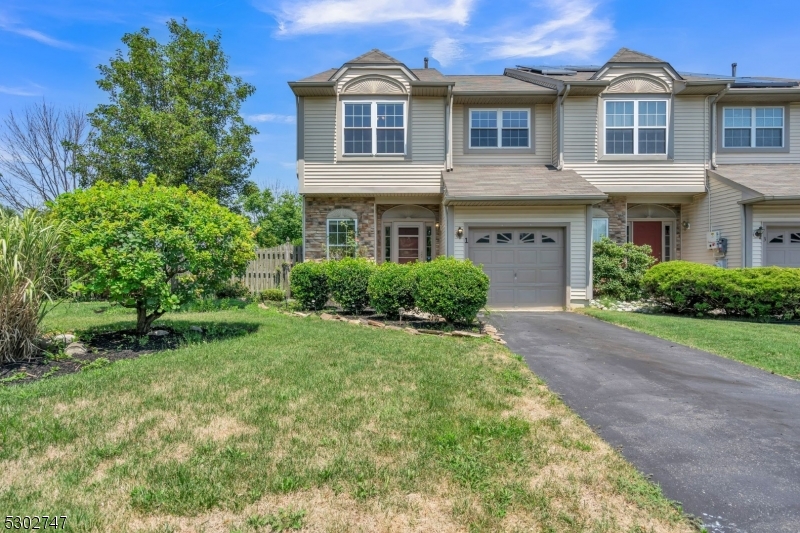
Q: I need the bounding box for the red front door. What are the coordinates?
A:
[633,221,663,262]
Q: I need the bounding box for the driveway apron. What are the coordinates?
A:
[488,312,800,533]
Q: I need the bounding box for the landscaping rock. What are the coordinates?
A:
[293,312,310,318]
[452,331,483,338]
[148,330,169,337]
[348,319,361,326]
[258,303,268,310]
[483,325,498,334]
[418,329,443,336]
[51,333,75,344]
[64,342,87,357]
[404,328,419,335]
[385,325,402,331]
[320,313,335,321]
[189,326,203,333]
[367,320,385,328]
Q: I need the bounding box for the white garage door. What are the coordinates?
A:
[468,228,566,308]
[765,227,800,267]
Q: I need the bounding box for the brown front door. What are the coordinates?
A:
[397,226,421,264]
[633,221,663,262]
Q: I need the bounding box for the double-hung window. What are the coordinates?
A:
[327,219,357,259]
[343,101,405,155]
[605,100,668,155]
[723,107,784,148]
[469,109,530,148]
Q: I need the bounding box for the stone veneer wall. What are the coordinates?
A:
[595,196,627,243]
[304,197,376,260]
[376,204,442,262]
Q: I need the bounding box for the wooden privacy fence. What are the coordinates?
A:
[235,243,303,294]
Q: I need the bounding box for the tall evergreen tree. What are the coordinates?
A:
[75,19,257,206]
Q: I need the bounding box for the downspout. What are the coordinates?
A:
[448,85,454,170]
[557,84,571,170]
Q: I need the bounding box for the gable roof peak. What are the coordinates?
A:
[607,47,665,64]
[346,48,403,65]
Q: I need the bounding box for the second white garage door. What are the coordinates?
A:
[468,227,566,308]
[765,227,800,267]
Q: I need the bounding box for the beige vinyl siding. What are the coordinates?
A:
[411,97,445,163]
[718,104,800,164]
[303,97,336,163]
[752,204,800,266]
[673,96,707,163]
[452,206,588,303]
[599,66,674,87]
[453,104,553,165]
[302,162,442,194]
[563,97,597,163]
[681,177,744,267]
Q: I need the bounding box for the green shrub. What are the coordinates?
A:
[414,257,489,324]
[326,258,376,314]
[260,288,286,302]
[215,279,250,299]
[644,261,800,319]
[368,262,418,318]
[593,237,656,301]
[290,262,329,311]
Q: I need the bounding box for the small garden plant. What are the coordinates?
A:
[593,237,656,301]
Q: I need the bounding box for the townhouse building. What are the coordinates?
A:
[289,48,800,309]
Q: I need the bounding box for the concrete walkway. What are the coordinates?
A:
[488,312,800,533]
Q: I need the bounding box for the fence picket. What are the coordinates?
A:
[234,243,303,294]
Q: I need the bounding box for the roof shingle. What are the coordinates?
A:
[443,166,606,200]
[711,165,800,200]
[607,47,665,63]
[346,49,402,64]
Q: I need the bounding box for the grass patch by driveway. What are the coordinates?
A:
[581,309,800,380]
[1,302,693,532]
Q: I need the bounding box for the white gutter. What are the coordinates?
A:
[557,84,571,170]
[710,83,730,170]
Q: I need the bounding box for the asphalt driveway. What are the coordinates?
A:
[488,311,800,533]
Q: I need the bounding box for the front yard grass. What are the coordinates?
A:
[1,302,693,532]
[581,309,800,380]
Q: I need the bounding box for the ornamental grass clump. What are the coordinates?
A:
[1,209,68,364]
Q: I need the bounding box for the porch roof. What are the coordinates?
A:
[710,165,800,204]
[442,165,607,205]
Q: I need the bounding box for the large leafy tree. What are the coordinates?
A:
[241,185,302,247]
[49,177,255,334]
[75,19,257,206]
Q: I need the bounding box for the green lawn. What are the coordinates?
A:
[1,302,693,532]
[581,309,800,379]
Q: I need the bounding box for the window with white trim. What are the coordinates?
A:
[592,219,609,242]
[723,107,784,148]
[327,219,357,259]
[469,109,530,148]
[604,100,668,155]
[343,101,405,155]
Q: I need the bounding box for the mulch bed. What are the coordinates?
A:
[1,328,186,386]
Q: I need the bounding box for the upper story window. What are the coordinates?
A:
[469,109,530,148]
[605,100,668,155]
[723,107,784,148]
[343,101,405,155]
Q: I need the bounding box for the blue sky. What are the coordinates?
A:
[2,0,799,191]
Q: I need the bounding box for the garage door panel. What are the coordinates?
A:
[469,227,566,308]
[765,226,800,267]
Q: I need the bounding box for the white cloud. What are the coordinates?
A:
[483,0,612,60]
[272,0,474,35]
[247,113,296,124]
[0,85,41,96]
[429,37,463,67]
[0,15,76,49]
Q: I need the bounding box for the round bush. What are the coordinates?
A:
[593,237,656,301]
[290,262,329,311]
[414,257,489,324]
[644,261,800,319]
[368,262,418,318]
[326,258,376,314]
[260,288,285,302]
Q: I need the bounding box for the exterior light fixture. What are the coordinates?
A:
[754,226,764,238]
[456,226,464,238]
[682,220,690,230]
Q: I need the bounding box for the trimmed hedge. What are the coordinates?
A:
[290,262,329,311]
[414,257,489,324]
[326,257,376,314]
[644,261,800,319]
[368,262,418,318]
[593,237,656,301]
[260,288,285,302]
